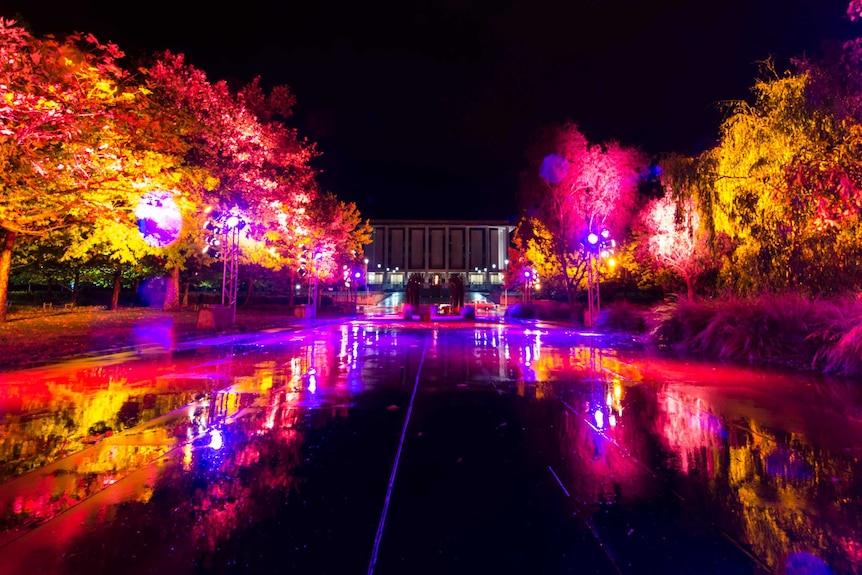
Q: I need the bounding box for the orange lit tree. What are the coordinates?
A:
[0,19,173,321]
[677,50,862,295]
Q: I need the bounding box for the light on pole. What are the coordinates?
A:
[585,229,614,328]
[364,258,369,304]
[503,259,509,306]
[313,251,322,313]
[202,206,246,326]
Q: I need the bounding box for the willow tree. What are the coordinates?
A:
[707,66,821,293]
[518,122,647,305]
[705,46,862,295]
[639,193,709,300]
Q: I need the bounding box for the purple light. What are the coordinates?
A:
[136,191,182,248]
[540,154,569,184]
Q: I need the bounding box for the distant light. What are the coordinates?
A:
[209,429,223,450]
[594,410,604,429]
[587,233,599,245]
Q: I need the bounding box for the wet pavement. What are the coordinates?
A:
[0,317,860,574]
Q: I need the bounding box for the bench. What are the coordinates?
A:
[42,302,53,311]
[63,303,75,310]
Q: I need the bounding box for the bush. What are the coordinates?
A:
[597,300,649,334]
[809,293,862,376]
[645,292,862,375]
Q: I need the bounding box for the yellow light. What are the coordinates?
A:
[607,258,617,268]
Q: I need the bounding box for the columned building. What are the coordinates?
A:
[364,219,515,291]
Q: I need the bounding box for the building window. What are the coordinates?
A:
[468,272,485,285]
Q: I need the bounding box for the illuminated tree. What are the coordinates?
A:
[0,19,171,321]
[302,191,372,284]
[639,192,707,300]
[519,122,647,305]
[145,53,320,309]
[702,50,862,295]
[512,217,568,296]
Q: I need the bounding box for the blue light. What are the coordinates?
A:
[540,154,569,183]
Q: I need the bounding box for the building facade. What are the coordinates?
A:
[364,219,515,291]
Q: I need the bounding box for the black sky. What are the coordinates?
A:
[0,0,857,220]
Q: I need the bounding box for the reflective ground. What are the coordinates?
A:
[0,318,859,574]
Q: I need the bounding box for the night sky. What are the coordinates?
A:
[0,0,857,220]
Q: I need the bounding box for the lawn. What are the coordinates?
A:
[0,306,298,369]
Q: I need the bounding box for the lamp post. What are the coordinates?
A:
[223,211,246,325]
[313,251,322,314]
[585,229,614,328]
[503,259,509,307]
[202,207,246,326]
[364,258,369,304]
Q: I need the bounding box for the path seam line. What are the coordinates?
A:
[367,335,428,575]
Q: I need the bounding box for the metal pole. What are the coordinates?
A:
[230,226,239,325]
[586,253,601,327]
[314,266,319,314]
[221,231,227,307]
[503,260,508,307]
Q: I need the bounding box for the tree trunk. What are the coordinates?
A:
[181,281,190,307]
[684,272,695,301]
[0,230,17,323]
[71,267,81,306]
[163,267,181,311]
[243,272,254,307]
[289,270,296,307]
[110,266,122,310]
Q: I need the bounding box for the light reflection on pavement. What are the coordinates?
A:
[0,320,859,574]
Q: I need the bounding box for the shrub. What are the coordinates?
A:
[597,300,649,334]
[644,292,862,374]
[810,293,862,376]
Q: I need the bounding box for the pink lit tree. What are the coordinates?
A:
[639,192,707,300]
[519,122,647,306]
[144,53,321,309]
